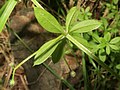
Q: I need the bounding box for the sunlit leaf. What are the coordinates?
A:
[34,7,64,33]
[109,45,119,50]
[66,6,79,32]
[110,37,120,44]
[91,33,101,43]
[99,49,106,62]
[70,20,101,33]
[104,32,111,42]
[34,35,63,66]
[106,45,110,55]
[34,42,59,66]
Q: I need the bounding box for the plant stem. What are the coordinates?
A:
[63,56,71,71]
[66,40,80,66]
[6,25,33,52]
[43,63,75,90]
[66,34,120,80]
[82,52,88,90]
[11,51,37,82]
[31,0,44,9]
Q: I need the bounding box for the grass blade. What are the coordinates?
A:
[0,0,17,32]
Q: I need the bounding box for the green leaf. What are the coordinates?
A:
[85,6,90,12]
[91,33,101,43]
[71,33,91,48]
[113,0,118,4]
[109,45,119,50]
[104,32,111,42]
[110,37,120,44]
[98,43,106,49]
[100,38,106,43]
[101,17,108,29]
[66,6,79,32]
[106,45,110,55]
[99,49,106,62]
[116,64,120,69]
[70,20,101,33]
[34,35,63,66]
[34,7,64,33]
[52,39,66,63]
[34,42,59,66]
[0,0,17,32]
[34,43,59,66]
[0,1,8,16]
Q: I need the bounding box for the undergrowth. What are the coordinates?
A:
[0,0,120,90]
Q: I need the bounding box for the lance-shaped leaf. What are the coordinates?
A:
[99,49,106,62]
[34,7,64,33]
[110,37,120,44]
[52,39,66,63]
[104,32,111,42]
[91,33,101,43]
[66,7,79,32]
[106,45,110,55]
[34,35,63,66]
[70,20,101,33]
[109,45,119,51]
[34,42,59,66]
[0,0,17,32]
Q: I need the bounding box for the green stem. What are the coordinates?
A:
[6,24,33,52]
[66,40,80,66]
[31,0,44,9]
[43,63,75,90]
[63,56,71,71]
[11,51,37,81]
[66,34,120,80]
[81,33,89,90]
[12,30,33,52]
[82,52,88,90]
